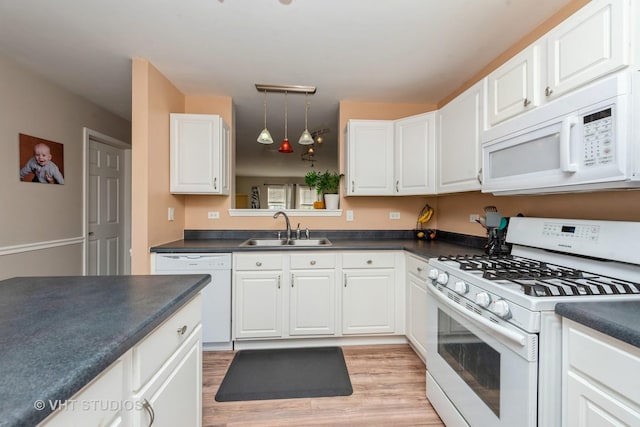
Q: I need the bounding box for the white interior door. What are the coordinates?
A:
[87,140,126,275]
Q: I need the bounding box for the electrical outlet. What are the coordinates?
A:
[346,210,354,221]
[389,212,401,220]
[207,211,220,219]
[168,207,174,221]
[469,214,480,223]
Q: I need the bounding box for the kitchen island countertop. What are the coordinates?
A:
[0,274,211,427]
[556,301,640,349]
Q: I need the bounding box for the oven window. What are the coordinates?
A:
[437,308,501,417]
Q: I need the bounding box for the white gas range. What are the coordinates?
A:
[425,217,640,427]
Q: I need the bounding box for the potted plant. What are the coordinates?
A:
[304,170,324,209]
[318,170,343,210]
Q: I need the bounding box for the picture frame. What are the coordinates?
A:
[18,133,65,185]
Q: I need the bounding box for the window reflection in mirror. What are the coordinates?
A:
[235,177,318,210]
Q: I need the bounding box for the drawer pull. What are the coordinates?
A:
[523,98,531,107]
[177,325,187,335]
[310,260,316,265]
[366,260,373,265]
[142,398,155,426]
[417,267,423,272]
[256,261,262,267]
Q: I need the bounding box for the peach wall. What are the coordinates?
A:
[131,59,186,273]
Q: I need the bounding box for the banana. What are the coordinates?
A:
[417,206,434,224]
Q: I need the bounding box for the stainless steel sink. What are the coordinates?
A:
[239,237,332,247]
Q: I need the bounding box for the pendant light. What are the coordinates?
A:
[257,90,274,144]
[278,91,294,153]
[298,92,314,145]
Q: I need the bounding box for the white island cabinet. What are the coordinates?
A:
[39,294,203,427]
[562,318,640,427]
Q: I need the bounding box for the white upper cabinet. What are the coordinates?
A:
[394,112,437,195]
[486,0,629,128]
[345,120,395,195]
[437,81,483,193]
[486,43,541,126]
[170,113,229,194]
[545,0,629,100]
[346,114,436,196]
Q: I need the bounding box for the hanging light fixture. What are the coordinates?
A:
[298,92,314,145]
[278,91,294,153]
[256,90,274,144]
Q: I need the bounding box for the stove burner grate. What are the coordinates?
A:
[438,254,640,297]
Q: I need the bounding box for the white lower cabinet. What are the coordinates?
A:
[233,251,403,342]
[39,294,203,427]
[289,253,337,336]
[342,252,398,335]
[563,319,640,427]
[405,254,429,362]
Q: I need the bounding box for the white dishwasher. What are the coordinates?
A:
[153,253,232,350]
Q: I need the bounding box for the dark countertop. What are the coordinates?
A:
[0,274,211,427]
[556,301,640,349]
[151,234,486,260]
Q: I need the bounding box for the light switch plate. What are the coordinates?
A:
[346,210,354,221]
[168,207,174,221]
[207,211,220,219]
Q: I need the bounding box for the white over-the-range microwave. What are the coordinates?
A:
[482,71,640,195]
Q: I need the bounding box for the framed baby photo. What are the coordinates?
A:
[19,133,65,185]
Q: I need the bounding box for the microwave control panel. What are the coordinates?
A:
[582,108,613,167]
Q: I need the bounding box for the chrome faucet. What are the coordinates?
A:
[273,211,291,242]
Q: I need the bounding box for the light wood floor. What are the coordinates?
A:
[203,344,444,427]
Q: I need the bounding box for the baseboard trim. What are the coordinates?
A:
[0,236,84,256]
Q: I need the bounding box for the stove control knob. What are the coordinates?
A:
[454,281,469,295]
[436,272,449,286]
[491,299,511,319]
[475,292,492,308]
[428,268,439,280]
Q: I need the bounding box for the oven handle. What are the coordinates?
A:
[428,285,526,347]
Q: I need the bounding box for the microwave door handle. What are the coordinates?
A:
[429,285,526,347]
[560,116,579,173]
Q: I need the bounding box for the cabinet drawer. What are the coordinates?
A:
[132,293,202,391]
[566,321,640,405]
[290,253,336,269]
[235,253,283,270]
[343,252,395,269]
[406,254,429,281]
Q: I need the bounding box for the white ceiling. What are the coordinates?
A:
[0,0,571,177]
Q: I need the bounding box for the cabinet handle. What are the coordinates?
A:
[277,274,281,289]
[177,325,187,335]
[396,180,399,192]
[477,168,483,185]
[545,86,553,97]
[417,267,423,272]
[213,177,217,190]
[142,398,155,426]
[366,260,373,265]
[310,260,316,266]
[344,273,348,287]
[291,273,294,288]
[256,261,262,267]
[351,181,355,192]
[523,98,531,107]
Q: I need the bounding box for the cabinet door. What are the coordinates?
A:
[487,44,540,126]
[234,271,282,339]
[342,269,395,334]
[135,329,202,427]
[345,120,394,195]
[289,270,336,336]
[437,81,482,193]
[394,112,436,195]
[545,0,629,100]
[169,113,228,194]
[406,275,428,362]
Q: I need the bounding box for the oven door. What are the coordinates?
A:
[426,284,538,427]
